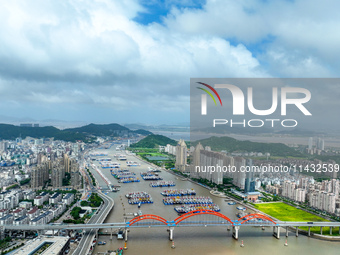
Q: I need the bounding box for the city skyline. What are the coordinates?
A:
[2,1,340,253]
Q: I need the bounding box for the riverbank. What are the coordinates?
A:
[130,151,340,241]
[253,202,340,240]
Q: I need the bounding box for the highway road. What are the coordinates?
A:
[72,150,114,255]
[5,219,340,231]
[73,191,114,255]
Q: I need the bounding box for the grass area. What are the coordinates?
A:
[137,152,168,157]
[254,202,338,235]
[255,203,328,222]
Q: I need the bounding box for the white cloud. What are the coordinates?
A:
[0,0,263,118]
[0,0,338,124]
[165,0,340,76]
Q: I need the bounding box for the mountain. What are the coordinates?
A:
[276,128,323,136]
[65,123,129,136]
[0,124,88,142]
[0,123,149,142]
[130,134,177,148]
[192,125,273,135]
[193,136,303,157]
[124,123,155,130]
[133,129,153,136]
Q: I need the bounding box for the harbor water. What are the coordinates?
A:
[89,148,340,254]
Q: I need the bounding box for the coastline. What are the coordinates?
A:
[131,152,340,241]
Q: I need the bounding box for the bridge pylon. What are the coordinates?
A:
[273,226,280,239]
[169,227,174,241]
[232,226,239,240]
[124,228,128,241]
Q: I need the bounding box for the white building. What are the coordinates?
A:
[49,193,62,204]
[62,193,74,205]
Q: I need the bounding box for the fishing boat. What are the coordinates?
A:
[112,187,120,192]
[236,206,246,211]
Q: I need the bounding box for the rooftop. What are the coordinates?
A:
[63,193,73,199]
[0,214,13,220]
[31,211,51,222]
[247,192,261,195]
[12,236,69,255]
[14,215,28,221]
[27,207,38,214]
[12,208,24,213]
[50,193,60,199]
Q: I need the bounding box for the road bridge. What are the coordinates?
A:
[3,210,340,241]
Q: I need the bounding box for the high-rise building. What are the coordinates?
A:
[331,179,339,198]
[294,188,306,202]
[320,139,325,150]
[191,145,235,185]
[316,137,325,151]
[191,143,204,178]
[164,144,176,155]
[51,167,63,188]
[0,141,8,152]
[244,159,255,193]
[308,137,313,150]
[31,162,50,190]
[20,123,33,127]
[175,139,187,172]
[198,150,225,184]
[233,157,246,190]
[70,161,80,188]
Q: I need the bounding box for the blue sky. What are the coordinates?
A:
[134,0,206,25]
[0,0,339,128]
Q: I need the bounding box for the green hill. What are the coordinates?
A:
[133,129,153,136]
[131,134,177,148]
[65,123,129,136]
[193,136,303,157]
[0,124,88,142]
[0,123,149,142]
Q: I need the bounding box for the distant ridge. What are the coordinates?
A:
[194,136,303,157]
[64,123,129,136]
[0,123,151,142]
[133,129,153,136]
[130,134,177,148]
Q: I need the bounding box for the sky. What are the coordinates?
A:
[0,0,340,127]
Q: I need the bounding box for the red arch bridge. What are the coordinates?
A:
[125,209,278,240]
[3,210,340,240]
[126,209,276,227]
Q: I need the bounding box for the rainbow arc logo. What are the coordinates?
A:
[196,82,222,115]
[196,82,222,106]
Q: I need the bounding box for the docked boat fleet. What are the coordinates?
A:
[140,170,163,181]
[125,191,153,205]
[163,196,213,205]
[114,153,127,161]
[159,189,220,213]
[111,169,140,183]
[174,204,220,213]
[161,189,196,196]
[149,181,175,187]
[99,158,120,169]
[111,167,163,183]
[126,161,140,166]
